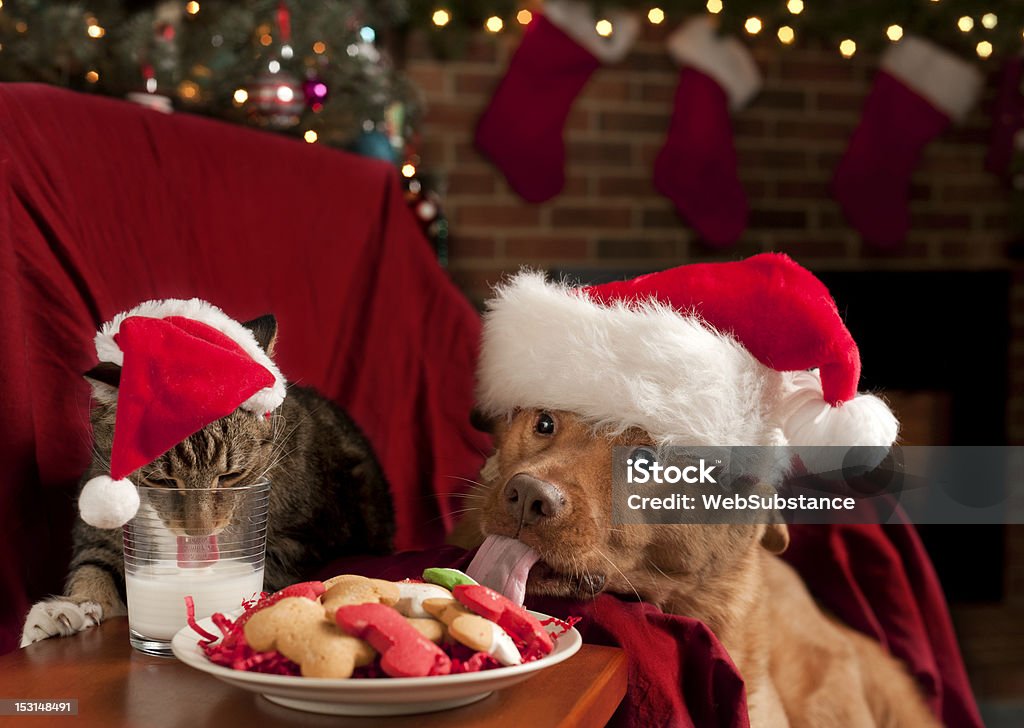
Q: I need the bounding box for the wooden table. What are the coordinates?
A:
[0,618,627,728]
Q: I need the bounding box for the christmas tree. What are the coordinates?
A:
[0,1,425,150]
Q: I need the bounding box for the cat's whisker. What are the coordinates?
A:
[263,431,300,463]
[252,447,298,482]
[261,413,313,460]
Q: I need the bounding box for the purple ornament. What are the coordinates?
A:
[303,76,329,112]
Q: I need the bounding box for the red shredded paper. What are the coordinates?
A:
[540,614,582,640]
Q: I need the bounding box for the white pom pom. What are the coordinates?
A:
[776,372,899,474]
[79,476,140,529]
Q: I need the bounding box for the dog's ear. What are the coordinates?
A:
[760,522,790,554]
[470,408,496,434]
[242,314,278,357]
[84,362,121,406]
[752,481,789,554]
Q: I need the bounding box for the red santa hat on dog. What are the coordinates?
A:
[78,299,286,529]
[476,253,897,458]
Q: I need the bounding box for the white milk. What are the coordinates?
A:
[126,561,264,640]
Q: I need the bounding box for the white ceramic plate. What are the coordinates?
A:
[171,610,582,716]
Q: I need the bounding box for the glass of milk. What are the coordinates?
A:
[122,481,269,656]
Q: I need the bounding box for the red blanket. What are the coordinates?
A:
[0,84,489,652]
[317,527,981,727]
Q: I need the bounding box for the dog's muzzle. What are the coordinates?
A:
[529,560,608,599]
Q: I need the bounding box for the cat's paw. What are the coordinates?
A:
[20,599,103,647]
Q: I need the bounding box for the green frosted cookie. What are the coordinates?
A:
[422,567,478,591]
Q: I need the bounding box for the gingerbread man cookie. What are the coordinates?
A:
[242,596,374,678]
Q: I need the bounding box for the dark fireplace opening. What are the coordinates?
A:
[818,271,1011,604]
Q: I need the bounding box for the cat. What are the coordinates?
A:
[20,314,394,646]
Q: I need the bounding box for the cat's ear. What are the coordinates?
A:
[84,362,121,405]
[242,314,279,357]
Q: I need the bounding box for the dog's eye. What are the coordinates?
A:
[630,446,658,464]
[534,412,556,436]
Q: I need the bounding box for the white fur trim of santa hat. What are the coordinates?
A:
[94,298,286,415]
[478,271,779,446]
[665,17,762,111]
[543,0,640,64]
[477,272,898,472]
[79,475,140,529]
[881,36,982,122]
[772,371,899,473]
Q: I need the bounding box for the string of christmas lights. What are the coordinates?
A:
[422,1,1024,60]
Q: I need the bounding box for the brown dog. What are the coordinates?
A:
[457,408,938,728]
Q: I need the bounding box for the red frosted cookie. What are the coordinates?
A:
[452,584,553,657]
[334,602,452,677]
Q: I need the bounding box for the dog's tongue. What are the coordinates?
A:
[465,535,540,606]
[176,535,219,568]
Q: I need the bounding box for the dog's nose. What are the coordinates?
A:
[504,474,565,526]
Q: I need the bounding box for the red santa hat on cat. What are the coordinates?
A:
[476,253,898,464]
[78,299,286,529]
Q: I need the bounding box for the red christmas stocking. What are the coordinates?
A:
[832,37,981,247]
[653,18,761,248]
[475,1,638,203]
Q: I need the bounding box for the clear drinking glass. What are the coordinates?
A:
[122,481,269,656]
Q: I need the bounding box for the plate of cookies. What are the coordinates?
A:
[170,568,582,716]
